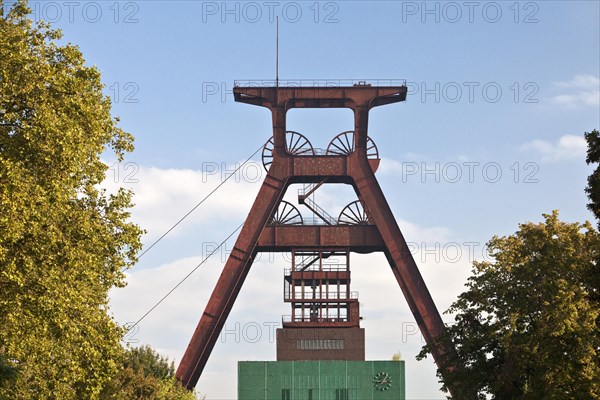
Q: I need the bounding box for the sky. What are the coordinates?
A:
[9,0,600,398]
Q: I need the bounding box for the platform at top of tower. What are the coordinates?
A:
[233,79,407,109]
[234,79,406,87]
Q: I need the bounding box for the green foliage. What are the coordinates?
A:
[584,127,600,324]
[418,211,600,399]
[586,129,600,225]
[0,353,18,387]
[126,345,176,381]
[0,1,143,398]
[101,345,199,400]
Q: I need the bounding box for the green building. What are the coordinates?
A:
[238,360,405,400]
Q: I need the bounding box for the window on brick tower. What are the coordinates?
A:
[297,339,345,350]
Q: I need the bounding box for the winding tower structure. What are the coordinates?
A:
[176,80,459,397]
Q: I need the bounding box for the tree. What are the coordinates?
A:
[418,211,600,399]
[585,129,600,223]
[0,1,143,398]
[0,353,18,387]
[101,345,199,400]
[585,129,600,299]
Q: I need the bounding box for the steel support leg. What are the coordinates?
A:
[352,159,458,395]
[175,174,286,389]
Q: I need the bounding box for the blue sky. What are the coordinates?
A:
[14,0,599,398]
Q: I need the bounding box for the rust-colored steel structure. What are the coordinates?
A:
[176,80,460,397]
[277,249,366,361]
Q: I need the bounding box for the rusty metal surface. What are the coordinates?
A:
[256,225,384,252]
[288,271,351,281]
[175,174,285,388]
[176,83,464,398]
[233,85,407,110]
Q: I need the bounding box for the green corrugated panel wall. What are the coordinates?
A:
[238,361,405,400]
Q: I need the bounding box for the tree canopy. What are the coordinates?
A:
[419,211,600,399]
[101,345,199,400]
[0,1,145,398]
[586,129,600,225]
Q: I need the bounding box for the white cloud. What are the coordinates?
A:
[378,156,426,175]
[101,162,264,241]
[550,74,599,108]
[554,74,600,89]
[378,157,405,174]
[519,134,586,162]
[397,218,453,243]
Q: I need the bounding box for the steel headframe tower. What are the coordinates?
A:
[176,80,461,397]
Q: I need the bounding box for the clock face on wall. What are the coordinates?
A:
[373,371,392,391]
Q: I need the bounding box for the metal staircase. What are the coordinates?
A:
[297,180,337,225]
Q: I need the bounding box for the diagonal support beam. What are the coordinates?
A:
[351,157,458,391]
[175,174,286,389]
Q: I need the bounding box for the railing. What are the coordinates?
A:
[288,148,346,156]
[284,265,349,274]
[302,196,337,225]
[295,257,320,271]
[297,182,323,198]
[283,291,359,301]
[297,182,338,225]
[282,315,350,323]
[296,216,337,226]
[234,79,407,88]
